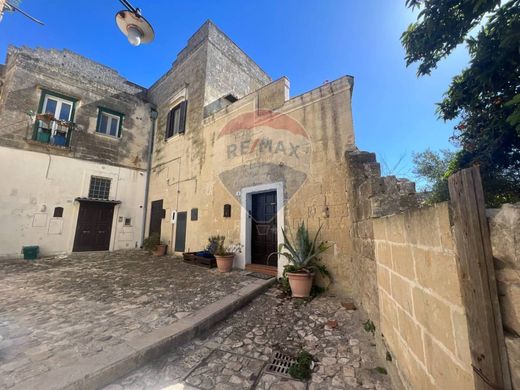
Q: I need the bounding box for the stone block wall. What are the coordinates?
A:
[0,46,152,170]
[373,203,475,389]
[345,151,417,328]
[488,203,520,389]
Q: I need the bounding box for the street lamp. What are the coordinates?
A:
[115,0,154,46]
[0,1,44,25]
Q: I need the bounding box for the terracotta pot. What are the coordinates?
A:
[215,254,234,272]
[287,272,315,298]
[152,244,167,256]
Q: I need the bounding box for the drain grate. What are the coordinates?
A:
[265,351,296,377]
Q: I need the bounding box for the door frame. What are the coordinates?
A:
[72,200,117,252]
[239,182,284,276]
[174,211,187,253]
[149,199,164,237]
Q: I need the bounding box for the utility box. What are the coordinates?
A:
[22,246,39,260]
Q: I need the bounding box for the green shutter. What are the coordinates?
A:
[96,107,124,138]
[117,118,123,138]
[179,100,188,134]
[165,109,172,140]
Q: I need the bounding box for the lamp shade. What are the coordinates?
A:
[115,10,154,45]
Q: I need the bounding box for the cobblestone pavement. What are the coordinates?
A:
[107,288,392,390]
[0,251,255,389]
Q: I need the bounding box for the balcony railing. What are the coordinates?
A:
[33,113,74,147]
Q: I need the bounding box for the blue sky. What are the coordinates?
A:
[0,0,469,185]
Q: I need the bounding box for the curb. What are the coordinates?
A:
[12,277,276,390]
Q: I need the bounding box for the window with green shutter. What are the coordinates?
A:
[96,107,124,138]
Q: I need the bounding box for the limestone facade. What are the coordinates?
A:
[373,203,474,389]
[0,46,152,257]
[146,21,356,279]
[488,203,520,389]
[0,21,358,284]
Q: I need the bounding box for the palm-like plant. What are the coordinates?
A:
[278,222,331,279]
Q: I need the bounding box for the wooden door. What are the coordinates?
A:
[174,211,187,252]
[251,191,277,266]
[149,199,163,237]
[73,202,114,252]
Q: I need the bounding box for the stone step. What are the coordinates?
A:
[245,264,278,277]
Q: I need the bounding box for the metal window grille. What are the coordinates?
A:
[88,177,111,200]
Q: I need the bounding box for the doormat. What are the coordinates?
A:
[246,272,275,280]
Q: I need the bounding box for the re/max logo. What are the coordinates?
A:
[226,138,302,159]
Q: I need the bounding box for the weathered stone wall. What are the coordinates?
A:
[488,203,520,389]
[146,20,357,286]
[0,145,147,258]
[0,46,152,170]
[345,151,417,327]
[148,20,271,186]
[149,74,356,283]
[204,22,271,108]
[373,203,474,389]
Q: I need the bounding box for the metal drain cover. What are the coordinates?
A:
[265,351,296,377]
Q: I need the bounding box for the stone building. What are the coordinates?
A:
[0,20,358,283]
[0,46,153,257]
[145,21,356,280]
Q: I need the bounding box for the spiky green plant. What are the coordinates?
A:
[278,222,331,279]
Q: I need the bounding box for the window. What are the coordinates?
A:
[223,204,231,218]
[165,101,188,139]
[88,176,111,200]
[53,207,64,218]
[224,94,238,103]
[96,108,123,138]
[191,208,198,221]
[34,90,76,146]
[124,218,132,226]
[42,94,74,121]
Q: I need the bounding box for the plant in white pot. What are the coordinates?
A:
[278,222,331,298]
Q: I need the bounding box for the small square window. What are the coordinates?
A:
[97,108,123,138]
[124,218,132,226]
[53,207,64,218]
[88,176,111,200]
[223,204,231,218]
[191,208,198,221]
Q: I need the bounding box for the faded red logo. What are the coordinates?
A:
[214,109,311,215]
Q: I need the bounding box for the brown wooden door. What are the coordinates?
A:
[149,199,163,237]
[251,191,277,266]
[73,202,115,252]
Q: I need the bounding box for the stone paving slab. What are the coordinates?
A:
[185,349,264,389]
[107,288,393,389]
[0,251,257,389]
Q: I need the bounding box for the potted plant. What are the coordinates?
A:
[278,222,331,298]
[143,233,167,256]
[213,235,241,272]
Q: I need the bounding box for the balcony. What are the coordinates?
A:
[33,113,74,147]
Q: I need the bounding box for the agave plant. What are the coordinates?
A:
[278,222,331,278]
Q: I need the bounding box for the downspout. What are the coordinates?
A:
[141,107,158,246]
